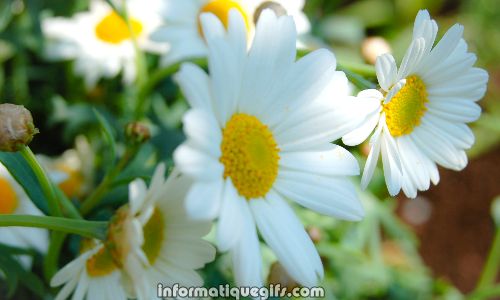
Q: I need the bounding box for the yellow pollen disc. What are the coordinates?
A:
[0,177,18,214]
[142,207,164,265]
[197,0,250,35]
[382,75,428,137]
[95,11,143,44]
[86,246,118,277]
[220,113,280,199]
[56,164,84,199]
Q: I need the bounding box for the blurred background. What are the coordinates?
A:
[0,0,499,299]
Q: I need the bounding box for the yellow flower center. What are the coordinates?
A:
[86,246,118,277]
[220,113,279,199]
[198,0,250,35]
[141,207,164,265]
[0,177,18,214]
[56,164,84,199]
[382,75,428,137]
[95,11,143,44]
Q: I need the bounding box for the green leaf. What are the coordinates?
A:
[0,255,19,298]
[0,245,46,298]
[93,108,117,171]
[0,152,49,214]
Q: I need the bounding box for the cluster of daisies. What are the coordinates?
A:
[1,0,487,299]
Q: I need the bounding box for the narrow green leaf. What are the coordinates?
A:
[93,108,117,171]
[0,152,49,214]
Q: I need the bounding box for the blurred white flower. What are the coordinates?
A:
[50,241,128,300]
[42,0,164,89]
[51,164,215,300]
[343,10,488,198]
[107,164,215,300]
[39,136,94,199]
[174,10,364,287]
[152,0,310,65]
[0,163,48,269]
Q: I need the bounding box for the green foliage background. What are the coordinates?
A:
[0,0,499,299]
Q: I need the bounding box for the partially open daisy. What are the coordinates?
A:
[50,241,128,300]
[42,0,163,88]
[343,10,488,198]
[174,10,364,287]
[0,163,48,268]
[106,164,215,299]
[152,0,310,66]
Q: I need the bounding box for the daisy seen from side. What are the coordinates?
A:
[343,10,489,198]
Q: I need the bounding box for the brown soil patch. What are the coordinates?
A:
[398,146,500,293]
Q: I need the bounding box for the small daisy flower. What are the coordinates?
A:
[0,163,48,268]
[106,164,215,299]
[152,0,310,65]
[42,0,163,88]
[174,10,364,287]
[40,136,94,199]
[50,241,128,300]
[343,10,488,198]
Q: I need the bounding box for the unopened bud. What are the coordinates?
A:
[254,1,287,24]
[0,103,38,152]
[361,36,391,65]
[125,122,151,144]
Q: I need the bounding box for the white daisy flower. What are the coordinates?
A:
[152,0,310,66]
[107,164,215,300]
[50,241,128,300]
[42,0,163,88]
[343,10,488,198]
[173,10,364,287]
[0,163,48,268]
[39,136,94,199]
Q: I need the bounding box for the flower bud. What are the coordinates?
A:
[254,1,287,24]
[125,122,151,144]
[0,103,38,152]
[361,36,391,65]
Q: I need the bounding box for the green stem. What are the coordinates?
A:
[54,186,82,219]
[297,48,377,77]
[80,145,140,215]
[134,58,208,119]
[476,228,500,290]
[44,233,65,281]
[468,285,500,300]
[0,215,107,239]
[341,68,377,90]
[19,146,62,216]
[338,61,376,78]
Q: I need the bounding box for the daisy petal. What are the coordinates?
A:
[376,54,398,91]
[231,201,263,287]
[274,170,364,221]
[175,63,213,113]
[251,191,323,287]
[217,180,246,251]
[185,179,224,220]
[398,37,425,78]
[173,143,223,181]
[182,109,222,158]
[279,145,359,177]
